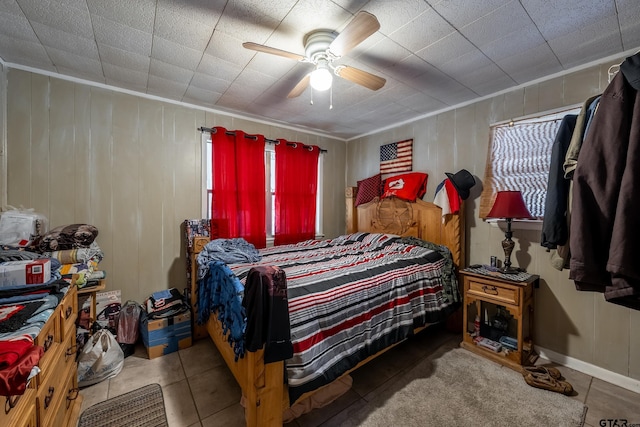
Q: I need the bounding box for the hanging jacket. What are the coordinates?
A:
[541,114,576,249]
[569,51,640,310]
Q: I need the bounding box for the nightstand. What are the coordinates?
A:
[460,269,539,371]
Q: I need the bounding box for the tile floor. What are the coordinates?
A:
[78,325,640,427]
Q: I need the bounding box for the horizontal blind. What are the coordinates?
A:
[479,120,561,218]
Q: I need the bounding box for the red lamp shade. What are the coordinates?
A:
[487,191,533,219]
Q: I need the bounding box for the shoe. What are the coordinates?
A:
[523,365,563,380]
[523,372,574,395]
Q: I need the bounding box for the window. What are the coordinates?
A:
[479,107,580,220]
[202,134,323,241]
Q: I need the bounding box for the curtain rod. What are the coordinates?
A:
[198,126,327,153]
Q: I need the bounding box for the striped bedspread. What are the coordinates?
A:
[226,232,459,403]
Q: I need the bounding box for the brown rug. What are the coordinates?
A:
[78,383,168,427]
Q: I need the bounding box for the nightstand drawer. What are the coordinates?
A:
[467,280,518,305]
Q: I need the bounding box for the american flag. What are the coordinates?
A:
[380,139,413,174]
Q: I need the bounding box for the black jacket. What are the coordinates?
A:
[541,114,577,249]
[243,265,294,363]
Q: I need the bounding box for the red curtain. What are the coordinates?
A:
[210,127,266,248]
[274,140,320,246]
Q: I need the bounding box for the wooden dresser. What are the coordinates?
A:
[1,286,83,427]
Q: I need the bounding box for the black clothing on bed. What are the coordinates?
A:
[243,265,293,364]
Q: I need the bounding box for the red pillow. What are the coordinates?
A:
[382,172,428,202]
[355,174,382,206]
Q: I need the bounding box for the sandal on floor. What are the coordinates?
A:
[523,365,563,380]
[523,372,574,395]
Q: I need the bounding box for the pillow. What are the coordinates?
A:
[38,224,99,252]
[355,174,382,206]
[361,233,399,246]
[331,232,369,245]
[382,172,428,202]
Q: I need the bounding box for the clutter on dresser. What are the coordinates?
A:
[0,261,82,426]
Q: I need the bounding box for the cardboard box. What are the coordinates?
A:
[0,259,51,287]
[140,310,192,359]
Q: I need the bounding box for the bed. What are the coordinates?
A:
[188,187,465,426]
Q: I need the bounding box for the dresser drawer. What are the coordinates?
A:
[60,320,78,375]
[0,385,36,427]
[36,356,66,427]
[59,363,80,427]
[59,286,78,341]
[467,279,519,305]
[35,306,62,387]
[12,401,36,427]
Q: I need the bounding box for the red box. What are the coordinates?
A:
[26,259,50,283]
[0,259,51,287]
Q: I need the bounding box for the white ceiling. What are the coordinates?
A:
[0,0,639,140]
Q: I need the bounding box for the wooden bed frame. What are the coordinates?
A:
[188,187,465,426]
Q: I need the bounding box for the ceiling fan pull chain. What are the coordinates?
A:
[330,86,333,110]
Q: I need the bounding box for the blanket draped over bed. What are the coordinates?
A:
[196,232,460,404]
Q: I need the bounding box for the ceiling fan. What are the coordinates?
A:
[243,11,386,99]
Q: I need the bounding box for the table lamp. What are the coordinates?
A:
[487,190,534,273]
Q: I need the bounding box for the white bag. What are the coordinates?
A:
[0,208,49,246]
[77,329,124,388]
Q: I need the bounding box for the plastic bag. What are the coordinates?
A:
[116,300,142,358]
[77,329,124,388]
[117,300,142,344]
[0,207,49,246]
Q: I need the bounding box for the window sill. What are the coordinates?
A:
[486,218,542,231]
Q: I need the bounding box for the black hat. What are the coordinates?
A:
[445,169,476,200]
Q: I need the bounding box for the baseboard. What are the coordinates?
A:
[536,345,640,394]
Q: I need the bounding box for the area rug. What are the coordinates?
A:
[345,346,587,427]
[78,383,168,427]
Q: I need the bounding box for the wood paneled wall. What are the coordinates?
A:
[5,69,346,303]
[346,55,640,384]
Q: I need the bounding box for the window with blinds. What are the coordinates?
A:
[479,108,579,219]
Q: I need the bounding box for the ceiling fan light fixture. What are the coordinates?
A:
[310,62,333,91]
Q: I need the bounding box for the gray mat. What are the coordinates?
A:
[345,346,587,427]
[79,383,168,427]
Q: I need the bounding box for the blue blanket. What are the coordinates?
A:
[197,261,246,360]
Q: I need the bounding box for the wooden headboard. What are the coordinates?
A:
[345,187,465,269]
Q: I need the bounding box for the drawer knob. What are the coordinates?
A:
[44,334,54,352]
[482,285,499,295]
[65,345,78,361]
[4,395,19,414]
[66,387,79,409]
[44,386,55,409]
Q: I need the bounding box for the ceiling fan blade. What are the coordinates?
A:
[242,42,305,61]
[287,74,311,98]
[335,66,386,91]
[329,11,380,57]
